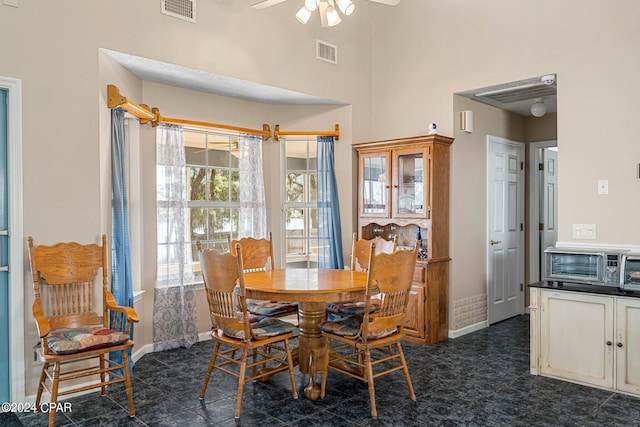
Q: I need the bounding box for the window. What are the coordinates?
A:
[184,129,240,278]
[282,138,318,269]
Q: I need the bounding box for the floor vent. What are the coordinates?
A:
[316,40,338,65]
[161,0,196,23]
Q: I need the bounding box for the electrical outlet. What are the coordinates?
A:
[573,224,596,239]
[598,180,608,195]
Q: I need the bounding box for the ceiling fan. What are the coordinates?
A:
[251,0,401,27]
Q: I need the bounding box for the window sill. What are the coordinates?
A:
[133,290,145,303]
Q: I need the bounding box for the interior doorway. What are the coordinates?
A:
[528,140,558,284]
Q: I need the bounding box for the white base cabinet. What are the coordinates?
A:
[616,297,640,395]
[530,288,640,397]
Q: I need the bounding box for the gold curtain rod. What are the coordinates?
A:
[107,84,272,141]
[274,124,340,141]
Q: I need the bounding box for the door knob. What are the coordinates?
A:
[490,239,502,246]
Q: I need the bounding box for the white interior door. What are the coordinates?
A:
[487,136,524,324]
[540,148,558,277]
[0,88,7,404]
[0,76,24,403]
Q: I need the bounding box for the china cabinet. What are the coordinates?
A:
[354,134,453,345]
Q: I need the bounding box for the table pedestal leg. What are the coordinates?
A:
[298,302,327,400]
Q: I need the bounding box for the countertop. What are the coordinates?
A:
[529,281,640,298]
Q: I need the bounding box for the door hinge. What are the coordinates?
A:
[520,283,524,292]
[520,223,523,231]
[520,161,524,170]
[539,162,544,171]
[539,223,544,231]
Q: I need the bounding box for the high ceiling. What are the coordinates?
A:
[103,49,345,105]
[104,49,556,116]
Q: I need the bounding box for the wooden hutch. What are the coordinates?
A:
[353,134,453,345]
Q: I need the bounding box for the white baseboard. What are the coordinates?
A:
[448,320,489,339]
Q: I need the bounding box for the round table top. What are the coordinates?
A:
[243,268,368,303]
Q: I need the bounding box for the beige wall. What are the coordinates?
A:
[3,0,640,398]
[372,1,640,329]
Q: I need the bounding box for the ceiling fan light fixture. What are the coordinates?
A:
[326,4,341,26]
[531,98,547,117]
[296,6,312,23]
[304,0,318,11]
[336,0,355,15]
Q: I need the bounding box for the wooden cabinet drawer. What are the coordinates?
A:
[413,266,426,283]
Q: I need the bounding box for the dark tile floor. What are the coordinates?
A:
[5,315,640,426]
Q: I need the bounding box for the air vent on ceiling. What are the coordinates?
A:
[161,0,196,23]
[316,40,338,65]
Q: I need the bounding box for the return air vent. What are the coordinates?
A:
[161,0,196,23]
[316,40,338,65]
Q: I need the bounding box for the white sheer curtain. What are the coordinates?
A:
[153,124,198,351]
[238,134,267,239]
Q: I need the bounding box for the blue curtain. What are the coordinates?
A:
[110,108,134,374]
[317,136,344,269]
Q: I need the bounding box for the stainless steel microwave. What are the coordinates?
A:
[544,247,625,286]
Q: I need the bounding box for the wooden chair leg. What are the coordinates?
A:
[35,362,48,408]
[199,342,221,399]
[397,343,416,400]
[235,348,249,418]
[122,350,135,416]
[48,362,61,427]
[284,339,298,399]
[99,354,107,395]
[363,349,377,419]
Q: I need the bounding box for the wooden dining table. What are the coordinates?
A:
[243,268,368,400]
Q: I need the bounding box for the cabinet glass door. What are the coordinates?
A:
[394,148,428,217]
[361,153,389,216]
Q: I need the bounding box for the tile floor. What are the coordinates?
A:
[5,314,640,426]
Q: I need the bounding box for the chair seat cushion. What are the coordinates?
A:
[326,300,380,316]
[246,299,298,317]
[222,316,297,339]
[47,326,130,355]
[319,316,397,340]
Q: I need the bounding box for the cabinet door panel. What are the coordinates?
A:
[616,298,640,394]
[540,291,614,389]
[392,147,430,219]
[359,152,390,217]
[404,284,425,339]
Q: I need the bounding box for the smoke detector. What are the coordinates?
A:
[541,74,555,85]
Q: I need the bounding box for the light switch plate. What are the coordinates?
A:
[573,223,596,239]
[3,0,18,7]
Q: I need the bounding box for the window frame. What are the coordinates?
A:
[281,137,318,270]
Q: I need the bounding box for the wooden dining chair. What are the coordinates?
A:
[28,235,138,427]
[319,241,418,419]
[227,232,298,319]
[351,232,397,272]
[198,244,298,418]
[326,232,397,318]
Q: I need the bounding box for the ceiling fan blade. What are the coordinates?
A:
[368,0,401,5]
[319,1,329,27]
[251,0,289,9]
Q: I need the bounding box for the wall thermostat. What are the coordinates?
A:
[428,122,437,134]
